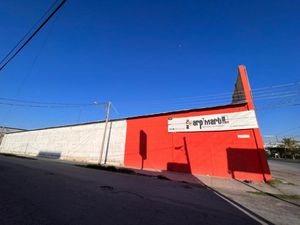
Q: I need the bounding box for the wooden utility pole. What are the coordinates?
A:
[98,101,111,165]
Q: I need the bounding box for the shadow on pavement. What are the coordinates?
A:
[0,155,276,225]
[142,169,274,225]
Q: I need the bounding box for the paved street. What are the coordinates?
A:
[267,159,300,196]
[268,159,300,176]
[0,155,269,225]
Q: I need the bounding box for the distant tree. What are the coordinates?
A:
[280,137,299,160]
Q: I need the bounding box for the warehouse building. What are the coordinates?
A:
[0,65,271,182]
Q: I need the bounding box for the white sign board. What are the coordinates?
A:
[168,110,258,132]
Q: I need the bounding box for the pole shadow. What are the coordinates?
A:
[139,130,147,169]
[167,137,191,173]
[104,122,113,164]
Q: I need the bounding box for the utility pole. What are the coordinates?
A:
[0,126,4,146]
[98,101,111,165]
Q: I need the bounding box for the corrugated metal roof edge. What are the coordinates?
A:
[5,102,247,134]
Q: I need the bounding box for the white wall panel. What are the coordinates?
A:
[0,120,127,165]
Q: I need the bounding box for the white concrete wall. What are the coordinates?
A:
[0,120,127,165]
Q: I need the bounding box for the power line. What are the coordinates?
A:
[0,97,105,107]
[0,0,67,72]
[112,81,300,106]
[256,102,300,110]
[0,85,300,111]
[0,81,299,111]
[0,99,109,108]
[0,102,97,109]
[0,0,60,67]
[111,103,120,115]
[112,90,299,109]
[275,126,300,135]
[1,80,299,106]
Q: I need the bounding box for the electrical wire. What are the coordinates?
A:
[0,102,96,108]
[0,0,60,67]
[0,0,67,72]
[111,81,300,106]
[0,81,299,112]
[1,81,299,108]
[0,97,106,106]
[111,103,120,115]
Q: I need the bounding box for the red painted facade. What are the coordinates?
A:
[124,66,271,182]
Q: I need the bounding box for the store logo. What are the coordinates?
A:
[186,116,229,130]
[186,119,192,129]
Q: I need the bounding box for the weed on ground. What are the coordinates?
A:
[248,191,300,201]
[267,178,294,187]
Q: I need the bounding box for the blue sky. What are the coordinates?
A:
[0,0,299,139]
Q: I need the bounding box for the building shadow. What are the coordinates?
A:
[37,151,61,159]
[139,130,147,169]
[155,171,274,224]
[133,136,275,223]
[167,137,191,173]
[227,147,270,181]
[104,122,113,164]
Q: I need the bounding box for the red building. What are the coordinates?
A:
[0,65,271,182]
[124,65,271,182]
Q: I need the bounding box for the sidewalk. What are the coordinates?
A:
[131,168,285,194]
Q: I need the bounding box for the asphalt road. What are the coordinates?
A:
[268,159,300,192]
[0,155,264,225]
[268,159,300,172]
